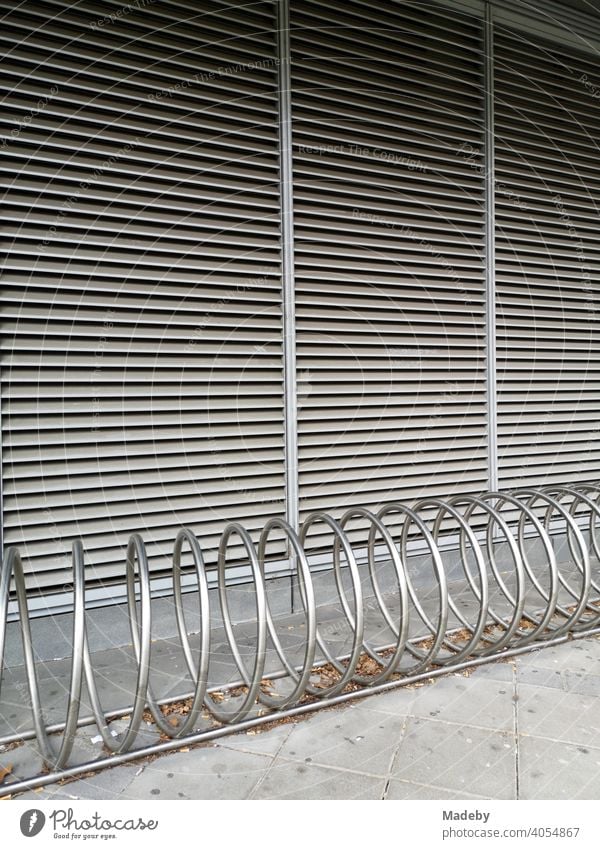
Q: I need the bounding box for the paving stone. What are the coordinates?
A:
[391,717,516,799]
[108,718,162,749]
[409,673,515,731]
[2,742,45,788]
[386,779,486,800]
[252,761,386,800]
[2,726,122,787]
[5,748,141,801]
[277,705,406,776]
[31,764,141,801]
[459,660,514,683]
[517,684,600,747]
[12,786,67,801]
[516,665,565,690]
[359,684,416,715]
[122,747,271,800]
[561,669,600,697]
[519,736,600,800]
[216,722,293,756]
[517,639,600,674]
[0,680,77,735]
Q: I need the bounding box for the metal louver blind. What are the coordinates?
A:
[492,0,600,53]
[0,0,285,595]
[495,26,600,489]
[289,0,489,535]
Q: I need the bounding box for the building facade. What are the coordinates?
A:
[1,0,599,611]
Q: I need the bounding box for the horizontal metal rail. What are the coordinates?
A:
[0,483,599,794]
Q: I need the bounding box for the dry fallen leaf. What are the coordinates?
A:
[209,691,225,703]
[0,764,13,784]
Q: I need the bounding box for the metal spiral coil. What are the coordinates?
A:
[1,482,599,791]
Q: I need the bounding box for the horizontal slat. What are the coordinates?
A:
[1,0,285,594]
[495,24,600,491]
[289,0,487,525]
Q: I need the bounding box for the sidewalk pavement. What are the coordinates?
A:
[12,634,600,801]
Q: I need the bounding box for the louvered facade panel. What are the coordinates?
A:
[491,0,600,53]
[0,0,285,594]
[2,0,599,609]
[289,0,488,539]
[495,26,600,489]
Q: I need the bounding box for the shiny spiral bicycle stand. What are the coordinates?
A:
[1,483,599,794]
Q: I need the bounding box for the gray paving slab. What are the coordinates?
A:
[408,671,515,731]
[518,736,600,800]
[516,664,565,691]
[386,779,487,800]
[517,683,600,747]
[277,704,407,776]
[216,722,294,756]
[518,638,600,674]
[8,785,67,801]
[561,669,600,697]
[391,717,516,799]
[108,718,163,748]
[359,684,417,715]
[2,742,44,784]
[252,760,386,800]
[122,746,271,800]
[458,660,515,683]
[19,764,142,801]
[0,678,85,736]
[2,725,126,788]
